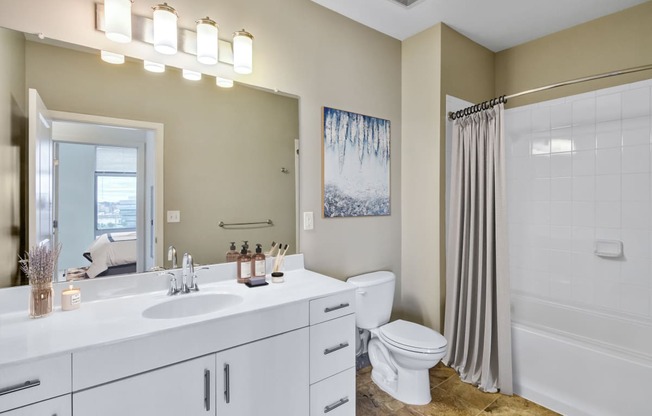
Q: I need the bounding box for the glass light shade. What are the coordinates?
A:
[196,18,218,65]
[105,0,132,43]
[101,50,125,64]
[233,30,253,74]
[153,3,178,55]
[216,77,233,88]
[182,69,202,81]
[144,61,165,73]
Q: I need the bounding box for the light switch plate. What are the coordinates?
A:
[167,210,180,223]
[303,212,314,230]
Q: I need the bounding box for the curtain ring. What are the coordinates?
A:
[503,95,508,105]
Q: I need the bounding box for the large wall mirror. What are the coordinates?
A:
[0,26,299,288]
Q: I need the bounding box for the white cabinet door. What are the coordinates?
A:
[73,355,215,416]
[216,327,309,416]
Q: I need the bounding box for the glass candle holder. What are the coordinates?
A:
[29,281,54,318]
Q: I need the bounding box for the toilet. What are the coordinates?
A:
[347,271,447,405]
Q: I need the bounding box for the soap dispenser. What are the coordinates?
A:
[252,243,266,278]
[236,245,252,283]
[226,242,239,263]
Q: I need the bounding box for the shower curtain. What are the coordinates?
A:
[443,104,513,394]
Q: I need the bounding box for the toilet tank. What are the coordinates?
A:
[347,271,395,330]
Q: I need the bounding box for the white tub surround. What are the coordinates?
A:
[504,78,652,416]
[0,254,357,416]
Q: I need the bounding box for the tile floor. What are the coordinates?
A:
[356,363,560,416]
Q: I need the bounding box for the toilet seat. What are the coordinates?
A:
[379,320,447,354]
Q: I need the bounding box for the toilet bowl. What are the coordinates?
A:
[347,272,447,405]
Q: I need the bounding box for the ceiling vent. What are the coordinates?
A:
[389,0,422,7]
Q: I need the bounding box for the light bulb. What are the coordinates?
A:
[216,77,233,88]
[233,30,253,75]
[153,3,178,55]
[105,0,132,43]
[182,69,202,81]
[196,17,218,65]
[144,61,165,73]
[101,50,125,64]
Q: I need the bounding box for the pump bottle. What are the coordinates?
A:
[236,245,252,283]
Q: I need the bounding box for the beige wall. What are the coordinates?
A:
[0,28,25,287]
[401,24,494,330]
[401,25,442,328]
[496,1,652,108]
[0,0,402,284]
[24,40,298,267]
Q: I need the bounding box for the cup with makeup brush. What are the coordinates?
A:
[271,243,289,283]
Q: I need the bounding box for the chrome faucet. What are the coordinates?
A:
[167,245,178,269]
[182,253,197,293]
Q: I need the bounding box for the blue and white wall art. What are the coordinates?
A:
[322,107,390,217]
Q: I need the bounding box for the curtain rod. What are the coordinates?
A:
[448,63,652,120]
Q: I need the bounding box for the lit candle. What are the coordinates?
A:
[61,285,81,311]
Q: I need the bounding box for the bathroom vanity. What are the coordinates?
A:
[0,255,356,416]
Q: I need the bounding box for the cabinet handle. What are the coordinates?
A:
[223,364,230,404]
[324,342,349,355]
[324,303,349,313]
[204,369,210,411]
[0,379,41,397]
[324,396,349,413]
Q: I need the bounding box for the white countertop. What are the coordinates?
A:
[0,255,354,367]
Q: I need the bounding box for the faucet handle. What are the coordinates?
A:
[189,266,209,292]
[164,272,179,296]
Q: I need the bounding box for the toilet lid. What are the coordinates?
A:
[379,320,447,353]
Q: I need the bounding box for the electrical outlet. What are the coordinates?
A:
[303,211,314,230]
[167,210,181,223]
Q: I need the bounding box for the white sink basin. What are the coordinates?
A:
[142,293,243,319]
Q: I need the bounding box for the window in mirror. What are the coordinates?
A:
[94,146,138,236]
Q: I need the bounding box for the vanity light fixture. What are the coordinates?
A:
[144,60,166,73]
[101,50,125,64]
[182,69,202,81]
[104,0,133,43]
[216,77,234,88]
[152,3,178,55]
[233,29,253,74]
[196,17,218,65]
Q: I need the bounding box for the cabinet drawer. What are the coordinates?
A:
[1,394,71,416]
[310,368,355,416]
[310,314,356,384]
[310,291,355,325]
[0,354,71,413]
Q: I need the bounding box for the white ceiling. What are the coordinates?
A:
[311,0,649,51]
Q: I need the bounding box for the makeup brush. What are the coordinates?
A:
[264,241,277,257]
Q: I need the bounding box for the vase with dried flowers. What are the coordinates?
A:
[19,243,62,318]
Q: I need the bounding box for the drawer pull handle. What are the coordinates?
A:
[324,303,349,313]
[224,364,230,404]
[324,396,349,413]
[0,379,41,396]
[324,342,349,355]
[204,369,211,411]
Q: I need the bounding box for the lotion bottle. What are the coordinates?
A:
[226,242,239,262]
[236,245,252,283]
[252,243,266,278]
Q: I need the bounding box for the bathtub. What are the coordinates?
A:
[511,294,652,416]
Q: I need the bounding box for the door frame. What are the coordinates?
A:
[49,110,164,271]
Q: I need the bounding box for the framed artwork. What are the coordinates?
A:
[322,106,391,217]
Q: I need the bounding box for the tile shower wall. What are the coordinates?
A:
[505,79,652,320]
